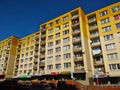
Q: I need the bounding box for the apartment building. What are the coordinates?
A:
[86,2,120,84]
[13,31,40,78]
[40,7,92,85]
[0,36,19,79]
[0,1,119,85]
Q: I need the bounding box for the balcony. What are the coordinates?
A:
[35,35,39,40]
[91,42,101,48]
[41,41,46,45]
[39,70,45,74]
[35,47,38,51]
[40,47,45,52]
[89,25,98,31]
[74,66,85,73]
[33,65,37,70]
[73,47,82,53]
[41,34,46,39]
[94,60,104,66]
[72,15,79,19]
[88,18,96,24]
[40,55,45,59]
[34,53,38,57]
[34,59,38,64]
[72,30,80,36]
[35,41,39,45]
[72,22,80,27]
[72,38,81,44]
[39,63,45,67]
[74,56,83,62]
[90,33,99,39]
[41,28,46,33]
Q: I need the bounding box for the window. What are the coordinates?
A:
[48,29,53,34]
[109,64,120,70]
[63,45,70,51]
[102,26,111,32]
[55,64,61,69]
[63,29,69,35]
[114,14,120,20]
[106,43,115,50]
[92,47,101,55]
[49,22,54,27]
[64,53,71,59]
[100,10,108,16]
[112,6,120,12]
[47,57,53,62]
[30,46,34,50]
[48,35,53,40]
[29,57,33,61]
[21,54,24,57]
[24,64,27,68]
[55,55,61,61]
[63,37,70,43]
[29,63,32,67]
[47,65,53,70]
[55,47,61,52]
[30,52,33,55]
[117,32,120,38]
[26,53,28,56]
[48,42,53,47]
[101,18,110,24]
[116,23,120,29]
[20,59,23,63]
[25,58,28,62]
[56,33,60,38]
[63,15,68,21]
[48,49,53,54]
[56,40,61,45]
[56,19,60,24]
[56,26,60,31]
[104,34,113,41]
[107,53,118,60]
[63,22,69,28]
[64,62,71,68]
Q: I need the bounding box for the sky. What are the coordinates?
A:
[0,0,119,40]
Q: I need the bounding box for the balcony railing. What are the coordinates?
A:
[74,56,83,62]
[89,25,98,31]
[91,42,101,47]
[90,33,99,39]
[73,47,82,53]
[94,60,104,66]
[72,38,81,44]
[72,15,79,19]
[88,18,96,23]
[72,30,80,36]
[74,66,85,73]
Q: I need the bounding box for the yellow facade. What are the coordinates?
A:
[0,1,120,85]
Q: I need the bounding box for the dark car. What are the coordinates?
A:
[32,83,52,90]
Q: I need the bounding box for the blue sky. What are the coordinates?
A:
[0,0,119,40]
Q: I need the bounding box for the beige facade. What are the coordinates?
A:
[0,1,120,85]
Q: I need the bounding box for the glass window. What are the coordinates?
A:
[102,26,111,32]
[63,22,69,28]
[114,14,120,20]
[63,15,68,21]
[117,32,120,38]
[63,29,69,35]
[55,64,61,69]
[63,45,70,51]
[55,47,61,52]
[106,43,115,50]
[48,29,53,34]
[116,23,120,29]
[48,35,53,40]
[104,34,113,41]
[47,65,53,70]
[47,57,53,62]
[64,62,71,68]
[48,42,53,47]
[109,64,120,70]
[64,53,71,59]
[112,6,120,12]
[56,26,60,31]
[101,18,110,24]
[107,53,118,60]
[100,10,108,16]
[48,49,53,54]
[56,19,60,24]
[56,40,61,45]
[55,33,60,38]
[55,55,61,61]
[63,37,70,43]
